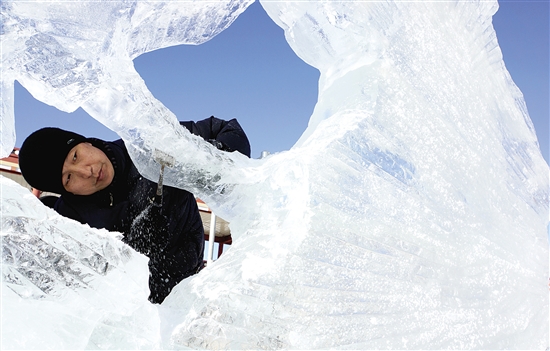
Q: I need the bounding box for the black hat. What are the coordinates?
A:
[19,127,87,194]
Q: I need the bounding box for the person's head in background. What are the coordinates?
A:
[19,127,114,196]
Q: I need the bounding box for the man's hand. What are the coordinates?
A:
[207,139,232,152]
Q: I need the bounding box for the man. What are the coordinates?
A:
[19,116,250,303]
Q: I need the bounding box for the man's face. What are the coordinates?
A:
[62,142,114,195]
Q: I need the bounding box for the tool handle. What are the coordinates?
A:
[154,164,165,205]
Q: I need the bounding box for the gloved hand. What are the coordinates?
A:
[207,139,233,152]
[127,201,169,256]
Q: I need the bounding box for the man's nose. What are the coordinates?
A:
[71,165,92,178]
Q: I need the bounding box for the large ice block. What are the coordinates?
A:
[1,0,548,349]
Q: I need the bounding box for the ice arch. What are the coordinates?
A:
[1,1,548,349]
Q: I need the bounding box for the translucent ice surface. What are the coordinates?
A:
[1,0,548,349]
[1,177,158,349]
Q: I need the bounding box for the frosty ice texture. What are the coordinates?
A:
[1,0,549,349]
[1,177,158,349]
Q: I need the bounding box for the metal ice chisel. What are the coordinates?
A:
[153,149,175,204]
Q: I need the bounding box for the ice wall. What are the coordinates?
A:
[1,0,549,349]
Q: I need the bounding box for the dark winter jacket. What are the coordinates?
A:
[54,117,250,303]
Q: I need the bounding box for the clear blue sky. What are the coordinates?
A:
[13,1,549,164]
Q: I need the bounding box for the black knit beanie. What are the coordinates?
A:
[19,127,87,194]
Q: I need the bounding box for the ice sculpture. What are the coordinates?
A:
[1,0,548,350]
[1,177,159,349]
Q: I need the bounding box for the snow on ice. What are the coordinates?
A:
[1,1,548,349]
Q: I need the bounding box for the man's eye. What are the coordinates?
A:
[72,152,77,161]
